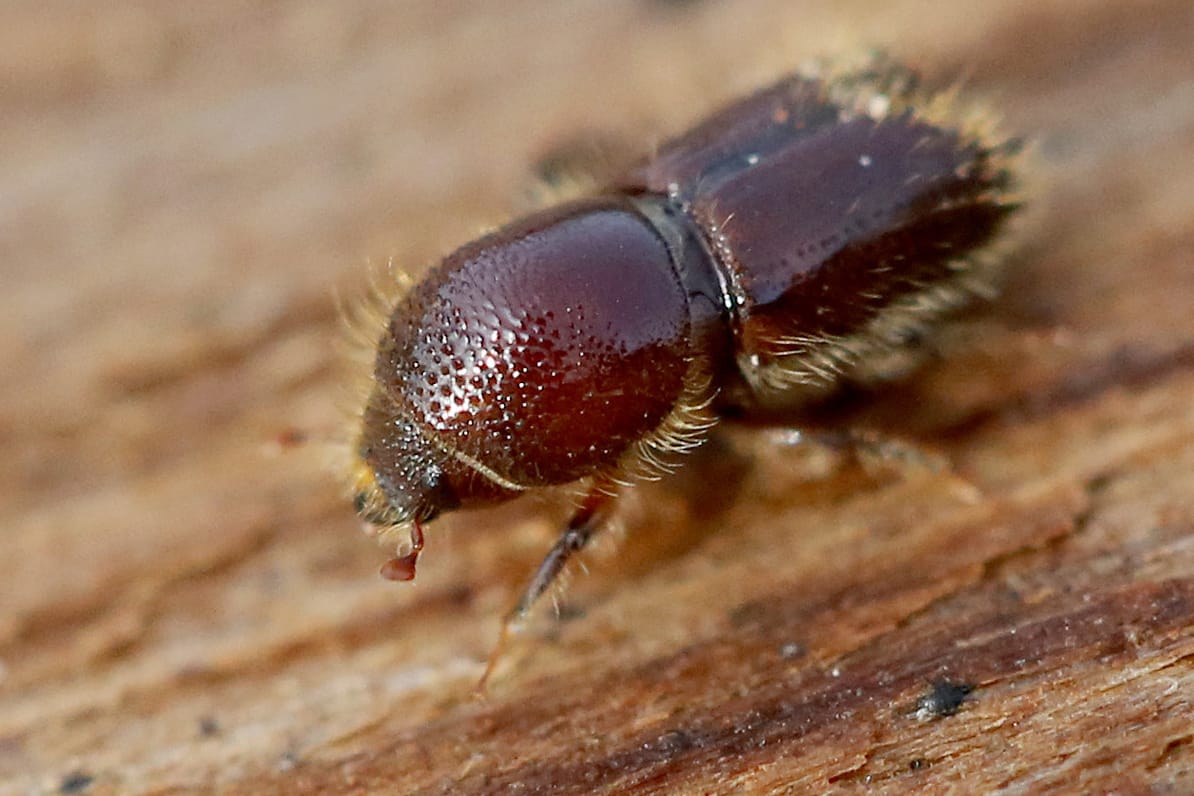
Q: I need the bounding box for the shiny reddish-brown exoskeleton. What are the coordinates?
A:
[344,54,1021,665]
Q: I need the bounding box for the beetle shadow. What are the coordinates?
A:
[584,423,862,589]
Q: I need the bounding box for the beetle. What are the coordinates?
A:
[342,52,1022,674]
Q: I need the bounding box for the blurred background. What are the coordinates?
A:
[4,1,1193,793]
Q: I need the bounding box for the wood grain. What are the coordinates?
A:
[3,1,1194,793]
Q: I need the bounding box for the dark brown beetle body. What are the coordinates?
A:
[346,54,1021,645]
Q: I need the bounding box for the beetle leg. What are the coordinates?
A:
[477,483,615,692]
[768,427,980,501]
[803,428,949,472]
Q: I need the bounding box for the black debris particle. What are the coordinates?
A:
[915,680,974,720]
[59,770,93,794]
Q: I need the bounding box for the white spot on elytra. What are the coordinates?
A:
[858,154,873,167]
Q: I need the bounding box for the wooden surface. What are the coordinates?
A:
[4,1,1194,793]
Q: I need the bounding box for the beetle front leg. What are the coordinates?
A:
[477,482,616,692]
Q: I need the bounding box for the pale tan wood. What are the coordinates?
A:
[3,1,1194,793]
